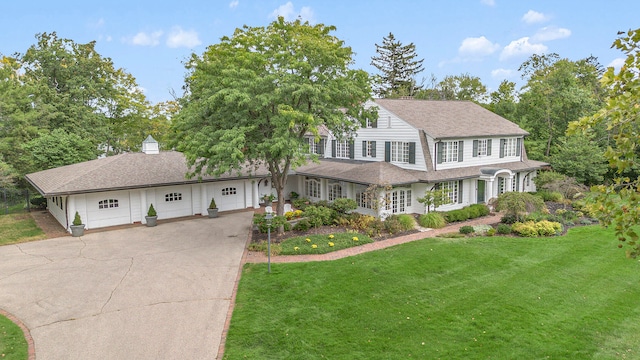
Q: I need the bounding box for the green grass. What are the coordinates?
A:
[0,213,46,246]
[224,226,640,359]
[0,314,28,360]
[279,232,373,255]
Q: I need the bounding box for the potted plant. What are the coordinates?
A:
[262,193,276,206]
[207,198,219,218]
[70,211,85,237]
[146,203,158,227]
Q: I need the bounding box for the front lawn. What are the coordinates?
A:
[0,313,28,360]
[224,226,640,359]
[0,213,46,246]
[277,232,373,255]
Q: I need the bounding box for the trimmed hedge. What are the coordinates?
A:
[443,204,490,223]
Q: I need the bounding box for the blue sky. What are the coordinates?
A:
[1,0,638,104]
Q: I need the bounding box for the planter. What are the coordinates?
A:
[145,215,158,227]
[70,224,85,237]
[207,208,219,218]
[264,200,273,207]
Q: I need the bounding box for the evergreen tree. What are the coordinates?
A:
[371,32,424,98]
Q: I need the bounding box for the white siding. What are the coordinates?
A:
[86,191,131,228]
[428,136,524,170]
[154,185,193,219]
[352,105,427,171]
[47,196,67,229]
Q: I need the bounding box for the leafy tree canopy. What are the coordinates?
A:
[171,17,375,216]
[570,28,640,257]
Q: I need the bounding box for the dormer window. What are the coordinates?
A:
[473,139,492,157]
[306,137,325,155]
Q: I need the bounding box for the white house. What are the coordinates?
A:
[26,100,546,232]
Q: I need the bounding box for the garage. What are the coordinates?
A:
[86,191,131,228]
[212,182,246,212]
[154,185,193,219]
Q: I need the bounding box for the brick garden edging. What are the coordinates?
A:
[0,308,36,360]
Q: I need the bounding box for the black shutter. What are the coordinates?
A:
[409,142,416,164]
[458,141,464,162]
[385,141,391,162]
[371,141,376,158]
[473,140,478,157]
[331,140,336,158]
[487,139,492,156]
[349,141,355,159]
[458,180,463,204]
[516,138,522,157]
[499,139,505,158]
[362,141,367,157]
[516,173,520,191]
[437,143,443,164]
[318,139,325,156]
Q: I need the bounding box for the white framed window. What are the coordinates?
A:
[441,181,459,204]
[390,141,410,163]
[308,137,317,154]
[222,187,236,196]
[363,141,375,158]
[355,191,372,209]
[98,199,119,209]
[442,141,459,163]
[335,140,350,158]
[328,183,343,201]
[165,192,182,202]
[477,139,488,156]
[386,189,412,213]
[504,138,517,157]
[304,177,321,198]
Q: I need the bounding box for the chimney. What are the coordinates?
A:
[142,135,159,155]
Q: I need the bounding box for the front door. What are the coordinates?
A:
[477,180,485,204]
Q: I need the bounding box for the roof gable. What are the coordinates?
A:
[373,99,528,139]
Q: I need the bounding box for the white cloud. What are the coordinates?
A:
[166,26,202,48]
[607,57,625,71]
[480,0,495,6]
[491,68,515,78]
[458,36,500,57]
[128,31,164,46]
[532,26,571,42]
[500,37,548,61]
[522,10,550,25]
[270,2,315,23]
[105,35,112,42]
[229,0,239,9]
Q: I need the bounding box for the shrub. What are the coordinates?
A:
[536,220,563,236]
[468,204,490,217]
[397,214,416,231]
[495,192,546,217]
[304,205,335,227]
[383,215,404,234]
[330,198,358,214]
[511,221,539,237]
[292,197,311,210]
[345,213,377,232]
[292,218,312,232]
[147,204,157,217]
[72,211,83,226]
[496,223,512,234]
[445,208,470,222]
[254,214,291,233]
[459,225,475,234]
[366,218,385,238]
[473,224,493,234]
[418,212,446,229]
[30,196,47,209]
[500,214,522,224]
[537,190,564,202]
[486,228,496,236]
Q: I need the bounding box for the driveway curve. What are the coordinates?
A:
[0,211,252,360]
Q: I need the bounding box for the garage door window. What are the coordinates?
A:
[165,193,182,202]
[98,199,119,209]
[222,187,237,196]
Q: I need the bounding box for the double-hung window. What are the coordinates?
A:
[390,141,410,163]
[335,140,350,158]
[441,141,458,163]
[441,181,459,204]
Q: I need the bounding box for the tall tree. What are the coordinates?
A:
[371,32,424,98]
[516,54,603,159]
[486,80,518,121]
[570,28,640,257]
[426,73,488,102]
[171,17,375,219]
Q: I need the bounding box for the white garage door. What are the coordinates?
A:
[86,191,131,228]
[214,182,245,211]
[155,186,193,219]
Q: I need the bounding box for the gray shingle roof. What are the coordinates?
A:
[26,151,270,196]
[374,99,529,139]
[293,159,547,186]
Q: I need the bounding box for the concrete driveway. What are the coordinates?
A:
[0,211,252,360]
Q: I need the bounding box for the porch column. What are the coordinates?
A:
[506,175,514,192]
[252,180,260,209]
[486,179,495,201]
